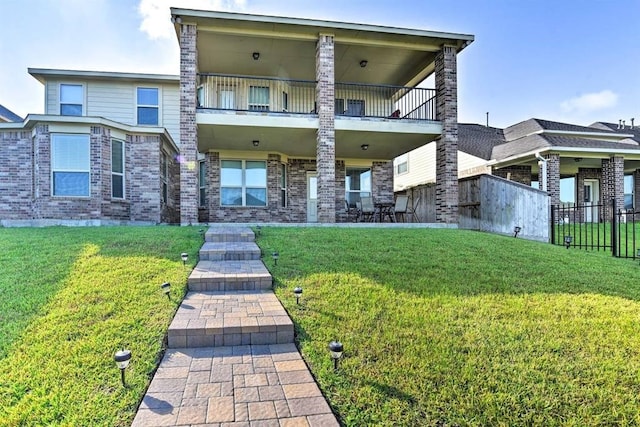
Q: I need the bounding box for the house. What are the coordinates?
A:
[171,8,473,225]
[0,9,474,226]
[0,105,22,123]
[398,117,640,223]
[0,69,181,225]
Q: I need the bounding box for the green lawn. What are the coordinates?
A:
[258,228,640,426]
[0,226,202,426]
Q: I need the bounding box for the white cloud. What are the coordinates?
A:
[560,90,618,114]
[138,0,247,40]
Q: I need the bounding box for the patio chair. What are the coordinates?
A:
[344,199,359,222]
[393,194,409,223]
[359,197,376,222]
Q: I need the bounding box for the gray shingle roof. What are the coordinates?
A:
[590,122,640,141]
[458,123,505,160]
[0,104,22,122]
[503,118,616,141]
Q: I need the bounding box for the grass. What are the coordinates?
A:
[0,226,202,426]
[258,227,640,426]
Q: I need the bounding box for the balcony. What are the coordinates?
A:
[197,74,437,121]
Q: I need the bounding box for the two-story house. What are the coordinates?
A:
[172,9,473,225]
[0,69,181,224]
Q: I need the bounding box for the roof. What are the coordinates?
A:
[503,118,617,142]
[28,68,179,85]
[0,104,23,122]
[590,122,640,141]
[458,124,505,160]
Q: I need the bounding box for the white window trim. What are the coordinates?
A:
[394,154,409,176]
[220,159,268,207]
[51,133,91,198]
[59,82,86,116]
[248,86,270,112]
[136,86,161,126]
[111,139,125,199]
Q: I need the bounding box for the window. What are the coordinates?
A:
[345,167,371,207]
[161,152,168,204]
[111,139,125,198]
[394,155,408,175]
[346,99,365,116]
[248,86,269,111]
[220,160,267,206]
[51,134,90,196]
[218,87,235,109]
[137,87,159,125]
[335,99,345,115]
[281,163,287,208]
[624,174,634,210]
[60,84,83,116]
[199,160,206,207]
[560,177,575,203]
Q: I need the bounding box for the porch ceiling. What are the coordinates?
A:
[506,156,640,177]
[197,124,437,160]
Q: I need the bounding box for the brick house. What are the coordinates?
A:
[0,69,181,225]
[172,9,473,225]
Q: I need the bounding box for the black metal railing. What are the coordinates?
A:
[197,73,437,121]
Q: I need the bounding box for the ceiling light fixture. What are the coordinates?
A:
[361,144,369,151]
[359,60,368,68]
[253,52,260,60]
[253,140,259,147]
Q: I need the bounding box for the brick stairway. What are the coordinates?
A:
[131,227,339,427]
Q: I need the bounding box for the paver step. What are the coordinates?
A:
[131,344,339,427]
[199,241,261,261]
[205,226,255,243]
[188,260,272,291]
[168,291,294,348]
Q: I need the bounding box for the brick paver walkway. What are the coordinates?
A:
[131,227,339,426]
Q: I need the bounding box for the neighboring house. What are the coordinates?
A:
[172,8,473,224]
[0,104,22,123]
[400,117,640,222]
[0,69,181,225]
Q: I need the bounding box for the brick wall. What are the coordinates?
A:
[316,33,336,223]
[545,153,560,207]
[634,169,640,210]
[435,45,459,223]
[493,165,532,185]
[602,156,624,217]
[179,23,198,225]
[372,161,394,203]
[0,130,33,219]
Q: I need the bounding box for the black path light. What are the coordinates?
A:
[636,248,640,263]
[272,251,279,266]
[256,225,262,236]
[564,235,572,249]
[181,252,188,266]
[513,226,521,238]
[114,349,132,387]
[199,229,205,238]
[328,341,344,371]
[293,286,303,305]
[161,282,171,299]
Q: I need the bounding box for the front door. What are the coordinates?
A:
[584,179,600,222]
[307,172,318,223]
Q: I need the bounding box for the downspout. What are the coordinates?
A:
[535,152,548,192]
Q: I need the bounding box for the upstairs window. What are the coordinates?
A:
[51,134,90,197]
[137,87,159,125]
[394,155,409,175]
[111,139,125,199]
[248,86,269,111]
[60,84,83,116]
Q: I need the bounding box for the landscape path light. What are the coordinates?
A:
[181,252,188,266]
[564,235,572,249]
[272,251,279,266]
[161,282,171,299]
[293,286,302,305]
[329,341,343,371]
[114,349,132,387]
[513,226,521,238]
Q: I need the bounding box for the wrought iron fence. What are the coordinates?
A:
[197,73,437,120]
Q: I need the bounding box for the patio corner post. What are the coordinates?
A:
[435,45,459,224]
[179,21,199,225]
[316,33,336,223]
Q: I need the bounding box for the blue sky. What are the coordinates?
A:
[0,0,638,128]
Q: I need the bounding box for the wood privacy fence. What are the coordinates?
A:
[402,175,550,241]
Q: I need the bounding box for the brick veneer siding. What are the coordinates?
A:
[602,156,624,218]
[179,23,198,225]
[575,167,601,222]
[372,161,394,203]
[316,33,336,223]
[435,45,459,223]
[0,130,33,219]
[544,153,560,207]
[493,165,532,185]
[634,169,640,210]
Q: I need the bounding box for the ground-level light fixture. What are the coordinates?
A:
[329,341,344,370]
[513,226,521,238]
[564,235,572,249]
[114,349,132,387]
[181,252,188,266]
[293,286,303,304]
[272,251,279,266]
[256,225,262,236]
[161,282,171,299]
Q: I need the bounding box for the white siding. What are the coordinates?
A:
[45,81,58,115]
[86,82,135,124]
[162,84,180,145]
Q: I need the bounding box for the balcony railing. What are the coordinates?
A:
[197,73,437,121]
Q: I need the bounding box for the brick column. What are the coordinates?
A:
[372,161,394,203]
[435,45,458,223]
[179,23,198,225]
[603,156,624,215]
[634,169,640,210]
[545,153,560,207]
[316,33,336,223]
[493,165,532,185]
